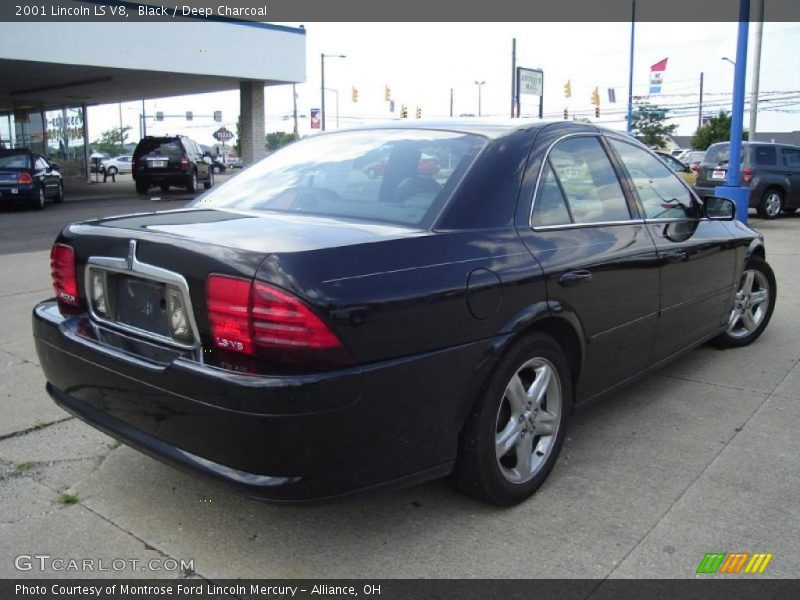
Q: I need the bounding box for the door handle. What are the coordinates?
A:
[558,270,593,287]
[663,250,688,263]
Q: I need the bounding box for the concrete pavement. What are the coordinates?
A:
[0,215,798,579]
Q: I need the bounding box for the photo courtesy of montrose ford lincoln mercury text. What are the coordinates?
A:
[32,120,776,506]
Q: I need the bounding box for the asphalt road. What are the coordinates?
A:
[1,202,798,579]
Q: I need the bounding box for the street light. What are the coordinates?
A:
[474,80,486,117]
[722,57,736,67]
[321,53,346,131]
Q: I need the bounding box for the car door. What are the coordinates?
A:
[607,138,737,364]
[517,134,660,400]
[33,155,53,196]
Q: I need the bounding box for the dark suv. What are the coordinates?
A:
[132,135,214,195]
[695,141,800,219]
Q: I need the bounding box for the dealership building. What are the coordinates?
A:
[0,19,306,182]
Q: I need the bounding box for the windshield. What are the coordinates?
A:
[192,129,487,227]
[0,151,31,169]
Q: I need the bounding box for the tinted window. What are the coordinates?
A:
[782,147,800,168]
[547,137,630,224]
[753,145,777,166]
[135,139,183,160]
[0,152,30,169]
[532,161,571,227]
[193,130,486,227]
[610,139,698,220]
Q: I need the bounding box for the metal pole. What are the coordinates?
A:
[698,72,704,130]
[292,83,298,137]
[450,88,454,117]
[141,99,147,137]
[82,103,90,183]
[749,0,764,141]
[539,72,544,119]
[320,54,326,131]
[626,0,636,133]
[478,85,482,117]
[511,38,516,118]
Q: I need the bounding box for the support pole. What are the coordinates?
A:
[698,72,704,130]
[626,0,636,133]
[320,54,326,132]
[511,38,516,118]
[749,0,764,141]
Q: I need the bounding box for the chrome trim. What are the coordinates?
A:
[84,241,201,350]
[533,219,645,231]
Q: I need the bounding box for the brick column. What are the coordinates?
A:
[239,81,266,166]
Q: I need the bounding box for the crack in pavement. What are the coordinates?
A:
[0,416,74,443]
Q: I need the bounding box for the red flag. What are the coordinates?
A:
[651,58,668,72]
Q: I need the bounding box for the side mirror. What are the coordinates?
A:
[203,156,213,165]
[704,196,736,221]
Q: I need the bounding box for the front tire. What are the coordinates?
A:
[712,255,776,348]
[757,188,783,219]
[107,166,118,176]
[53,182,64,203]
[451,333,573,506]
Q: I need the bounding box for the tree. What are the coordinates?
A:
[234,115,241,155]
[91,126,131,156]
[266,131,297,152]
[631,103,678,149]
[691,111,748,150]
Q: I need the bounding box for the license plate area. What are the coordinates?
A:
[114,275,171,338]
[147,159,168,168]
[711,169,727,180]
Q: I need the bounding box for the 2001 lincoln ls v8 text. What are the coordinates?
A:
[32,121,776,505]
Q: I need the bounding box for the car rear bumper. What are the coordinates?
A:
[134,173,192,187]
[33,301,494,501]
[0,184,36,204]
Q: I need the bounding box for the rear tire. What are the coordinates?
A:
[712,255,776,348]
[135,183,148,195]
[203,170,214,190]
[186,171,198,193]
[757,188,783,219]
[32,185,45,210]
[450,332,573,506]
[53,182,64,203]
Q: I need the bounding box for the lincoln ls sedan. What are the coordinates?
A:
[33,121,776,505]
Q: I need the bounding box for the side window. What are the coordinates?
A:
[609,139,699,220]
[35,156,48,170]
[547,137,630,224]
[532,161,571,227]
[753,146,777,166]
[781,147,800,168]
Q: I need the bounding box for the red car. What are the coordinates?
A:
[363,154,440,178]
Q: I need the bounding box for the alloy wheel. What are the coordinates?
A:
[495,357,562,484]
[728,268,770,338]
[764,192,782,218]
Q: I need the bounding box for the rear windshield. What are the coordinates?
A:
[192,130,487,227]
[134,139,183,160]
[704,143,732,164]
[0,151,30,169]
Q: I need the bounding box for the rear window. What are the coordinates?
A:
[782,147,800,168]
[0,151,31,169]
[704,143,731,164]
[134,139,183,160]
[192,130,487,227]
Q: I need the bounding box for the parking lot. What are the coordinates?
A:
[0,193,798,579]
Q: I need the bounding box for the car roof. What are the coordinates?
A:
[335,119,608,140]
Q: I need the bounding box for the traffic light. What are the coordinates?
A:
[595,106,600,118]
[186,111,193,121]
[352,86,359,103]
[590,87,600,106]
[400,104,408,118]
[155,111,164,122]
[564,80,572,98]
[213,110,222,122]
[415,106,422,119]
[384,85,391,102]
[564,108,569,120]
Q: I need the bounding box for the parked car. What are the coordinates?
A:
[226,157,243,170]
[89,152,110,174]
[654,150,696,185]
[363,153,440,178]
[694,141,800,219]
[680,150,706,176]
[0,148,63,209]
[132,135,214,194]
[101,155,133,175]
[33,121,776,506]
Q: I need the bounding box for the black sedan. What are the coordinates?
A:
[0,148,64,209]
[32,121,776,505]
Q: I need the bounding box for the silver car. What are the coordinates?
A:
[101,155,133,175]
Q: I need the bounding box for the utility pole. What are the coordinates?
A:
[626,0,636,133]
[292,83,298,137]
[320,53,346,132]
[511,38,516,118]
[698,72,704,130]
[450,88,454,117]
[474,81,486,117]
[141,99,147,138]
[749,0,764,141]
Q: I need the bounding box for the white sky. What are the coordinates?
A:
[88,21,800,148]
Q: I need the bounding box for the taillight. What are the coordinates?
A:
[743,167,753,184]
[691,163,700,174]
[18,172,33,184]
[50,244,79,307]
[206,274,351,368]
[180,155,190,169]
